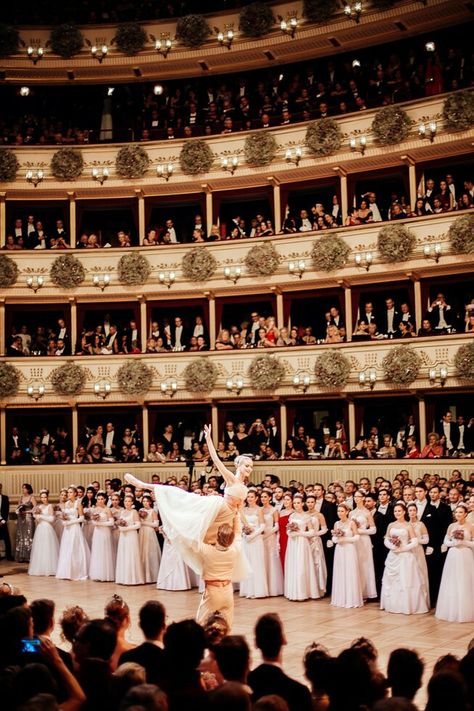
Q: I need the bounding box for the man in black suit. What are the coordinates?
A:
[360,301,377,327]
[170,316,188,350]
[379,297,401,338]
[373,489,395,596]
[427,293,454,333]
[0,483,13,560]
[266,416,280,456]
[248,613,312,711]
[457,414,473,455]
[427,485,452,606]
[436,410,460,455]
[119,600,165,685]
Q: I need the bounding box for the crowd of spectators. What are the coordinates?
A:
[7,318,71,357]
[1,29,472,145]
[4,172,473,252]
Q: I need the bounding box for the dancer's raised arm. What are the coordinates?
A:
[204,424,238,486]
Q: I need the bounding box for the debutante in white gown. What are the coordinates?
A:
[89,509,115,582]
[309,514,328,595]
[138,509,161,584]
[411,520,430,609]
[349,508,377,600]
[380,526,429,615]
[56,501,90,581]
[53,502,66,540]
[436,525,474,622]
[82,506,95,550]
[284,512,322,601]
[28,504,59,577]
[157,536,191,590]
[110,506,124,557]
[262,508,284,596]
[240,511,269,599]
[115,509,144,585]
[331,520,364,609]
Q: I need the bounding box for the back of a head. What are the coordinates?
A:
[73,618,117,663]
[164,619,206,670]
[214,636,250,682]
[119,683,168,711]
[253,695,290,711]
[373,699,418,711]
[254,613,284,660]
[425,671,467,711]
[303,643,332,692]
[387,649,424,701]
[105,594,130,631]
[330,648,373,709]
[139,600,166,640]
[18,694,59,711]
[30,599,55,636]
[208,681,251,711]
[14,663,56,706]
[217,523,235,548]
[59,605,89,644]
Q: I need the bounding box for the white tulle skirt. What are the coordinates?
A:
[355,534,377,599]
[89,525,116,582]
[381,550,429,615]
[240,536,268,599]
[157,539,191,590]
[139,525,161,584]
[331,541,364,609]
[285,535,322,601]
[115,529,144,585]
[436,545,474,622]
[28,521,59,577]
[263,533,284,596]
[56,522,90,581]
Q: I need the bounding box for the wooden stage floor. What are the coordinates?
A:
[2,562,472,707]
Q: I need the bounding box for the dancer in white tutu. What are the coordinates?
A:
[436,503,474,623]
[28,489,59,577]
[115,493,144,585]
[138,494,161,584]
[125,423,249,584]
[56,486,90,581]
[157,528,192,591]
[89,491,115,582]
[349,490,377,601]
[260,489,284,596]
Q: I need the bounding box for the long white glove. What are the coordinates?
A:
[358,525,376,536]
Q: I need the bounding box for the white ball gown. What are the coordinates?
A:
[349,508,377,600]
[89,508,115,582]
[56,500,90,581]
[240,510,269,599]
[115,509,145,585]
[380,526,429,615]
[411,520,431,609]
[309,513,328,596]
[157,535,191,590]
[28,503,59,577]
[53,503,66,540]
[331,520,364,609]
[262,508,284,596]
[82,506,95,550]
[110,505,124,557]
[138,509,162,584]
[284,512,322,601]
[435,525,474,622]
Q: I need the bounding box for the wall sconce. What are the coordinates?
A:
[288,260,306,278]
[158,271,176,289]
[222,156,239,175]
[160,380,178,397]
[92,274,111,291]
[27,384,45,400]
[92,167,109,185]
[153,84,163,96]
[355,251,373,271]
[155,37,172,57]
[156,163,173,181]
[226,376,244,395]
[26,275,44,292]
[27,46,44,64]
[359,369,377,389]
[292,373,310,392]
[223,266,242,283]
[418,121,437,142]
[26,169,44,187]
[94,381,111,399]
[217,28,234,49]
[285,146,302,165]
[344,2,362,22]
[350,135,367,154]
[91,44,108,62]
[429,366,448,386]
[423,243,442,262]
[280,16,298,38]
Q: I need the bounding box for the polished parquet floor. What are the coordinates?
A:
[2,562,473,708]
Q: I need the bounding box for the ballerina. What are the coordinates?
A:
[349,490,377,600]
[89,491,115,582]
[436,503,474,622]
[125,423,250,581]
[28,489,59,577]
[138,494,161,584]
[56,486,90,581]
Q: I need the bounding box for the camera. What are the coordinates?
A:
[20,638,41,654]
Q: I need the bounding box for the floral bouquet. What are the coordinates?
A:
[91,512,101,522]
[390,535,401,548]
[138,508,148,520]
[83,509,92,520]
[16,504,26,515]
[452,529,465,541]
[286,521,300,534]
[53,504,62,513]
[352,518,361,528]
[32,505,42,516]
[331,527,344,538]
[116,518,128,528]
[242,524,254,536]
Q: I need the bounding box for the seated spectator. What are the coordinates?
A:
[420,432,444,459]
[418,319,436,337]
[216,329,234,350]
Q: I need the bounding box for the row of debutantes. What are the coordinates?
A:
[25,476,474,623]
